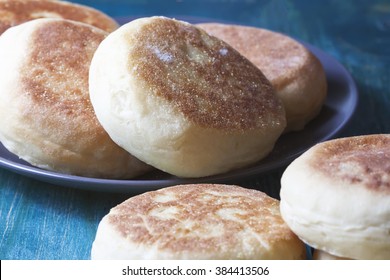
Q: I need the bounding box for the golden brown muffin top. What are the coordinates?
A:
[309,134,390,192]
[127,17,285,131]
[197,23,319,92]
[107,184,305,259]
[17,19,111,154]
[0,0,118,34]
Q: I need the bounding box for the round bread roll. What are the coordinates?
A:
[280,134,390,260]
[0,0,118,35]
[91,184,306,259]
[89,16,286,178]
[0,18,151,178]
[197,23,327,132]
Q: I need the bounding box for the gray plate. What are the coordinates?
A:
[0,19,358,193]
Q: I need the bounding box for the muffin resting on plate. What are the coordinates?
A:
[89,16,286,178]
[0,18,151,178]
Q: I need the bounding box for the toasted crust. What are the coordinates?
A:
[91,184,306,259]
[280,134,390,259]
[197,23,327,132]
[0,0,118,34]
[0,18,151,178]
[308,134,390,192]
[129,18,283,131]
[89,17,286,177]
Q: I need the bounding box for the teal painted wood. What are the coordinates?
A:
[0,170,131,259]
[1,0,389,259]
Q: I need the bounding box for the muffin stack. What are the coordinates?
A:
[0,1,328,179]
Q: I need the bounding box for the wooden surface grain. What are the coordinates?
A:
[1,0,389,259]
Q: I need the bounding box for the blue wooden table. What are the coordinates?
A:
[1,0,389,259]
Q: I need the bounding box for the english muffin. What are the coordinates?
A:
[0,0,118,35]
[280,134,390,259]
[0,18,151,178]
[91,184,306,259]
[197,23,327,132]
[89,16,286,178]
